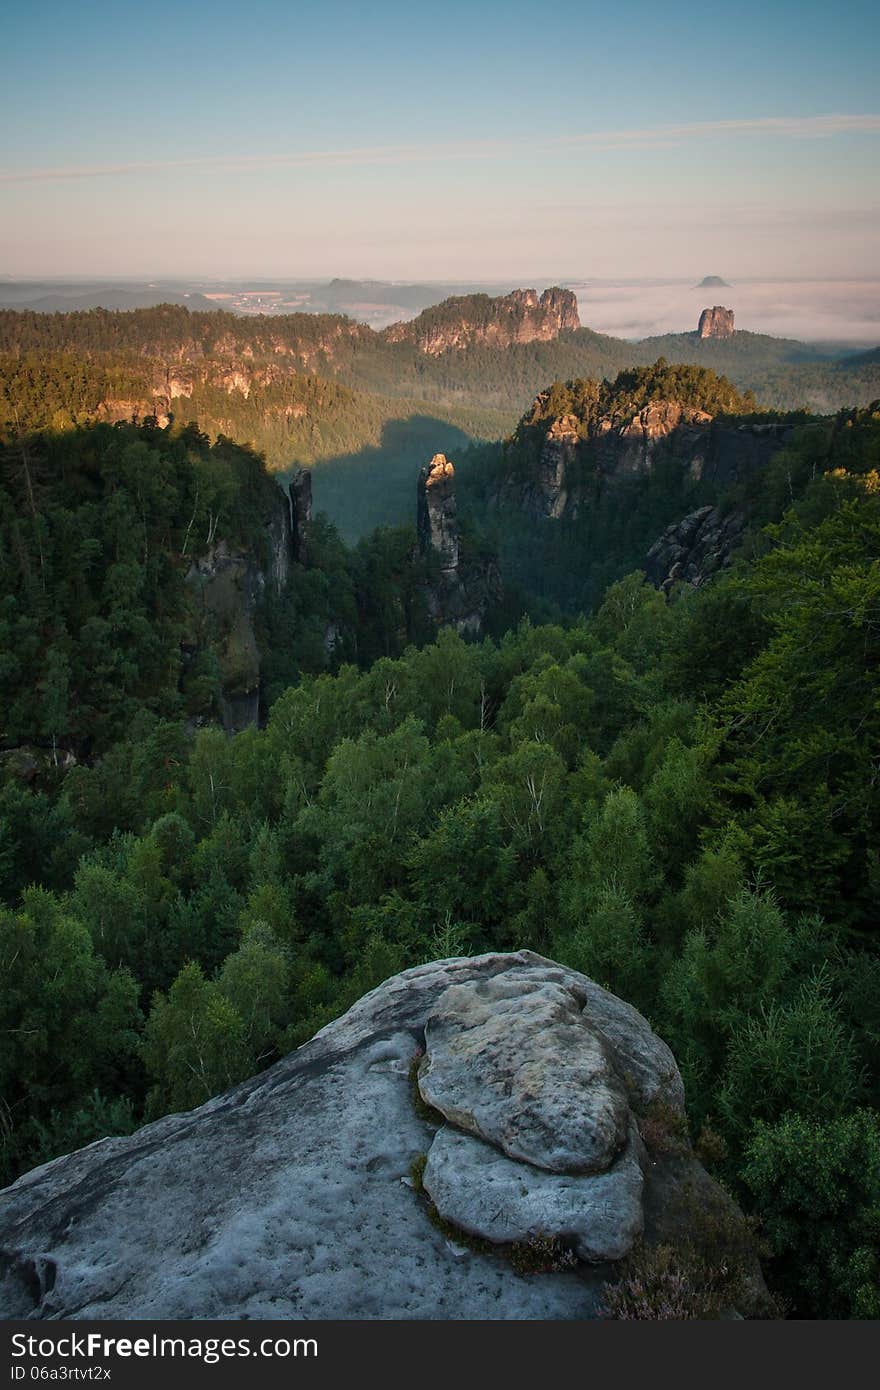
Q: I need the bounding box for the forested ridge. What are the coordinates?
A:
[1,339,880,1314]
[2,303,877,547]
[0,348,510,540]
[455,362,794,614]
[1,305,877,476]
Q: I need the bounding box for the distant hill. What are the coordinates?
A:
[843,345,880,368]
[696,275,731,288]
[0,278,517,326]
[381,287,580,354]
[0,283,221,314]
[315,279,494,314]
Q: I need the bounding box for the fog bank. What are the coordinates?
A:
[572,279,880,345]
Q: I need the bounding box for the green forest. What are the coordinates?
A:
[1,306,878,550]
[2,373,879,1316]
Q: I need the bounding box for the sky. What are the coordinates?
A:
[1,0,879,283]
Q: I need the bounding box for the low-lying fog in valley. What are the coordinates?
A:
[572,277,880,345]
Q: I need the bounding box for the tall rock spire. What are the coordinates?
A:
[417,453,459,574]
[698,306,735,339]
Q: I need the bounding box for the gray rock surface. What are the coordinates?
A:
[0,950,751,1320]
[417,454,502,635]
[418,454,459,574]
[423,1123,645,1262]
[419,976,629,1173]
[645,504,748,593]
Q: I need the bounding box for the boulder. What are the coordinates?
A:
[0,951,760,1320]
[419,975,630,1173]
[423,1123,646,1262]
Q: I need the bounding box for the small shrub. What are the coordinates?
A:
[408,1048,445,1125]
[602,1180,774,1319]
[695,1123,728,1170]
[409,1151,427,1193]
[637,1099,690,1158]
[509,1234,578,1275]
[601,1242,732,1319]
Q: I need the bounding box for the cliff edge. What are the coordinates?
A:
[384,287,580,354]
[0,952,767,1320]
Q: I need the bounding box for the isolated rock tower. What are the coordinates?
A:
[698,305,735,339]
[417,453,459,574]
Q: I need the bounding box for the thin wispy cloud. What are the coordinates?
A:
[3,113,879,185]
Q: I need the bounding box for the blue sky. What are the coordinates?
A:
[2,0,878,278]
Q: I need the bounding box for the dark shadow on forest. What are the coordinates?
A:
[299,414,477,544]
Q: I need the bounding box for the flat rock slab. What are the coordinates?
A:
[419,976,629,1173]
[423,1123,645,1263]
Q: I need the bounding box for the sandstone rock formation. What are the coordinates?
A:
[183,475,308,731]
[497,395,795,526]
[418,454,459,573]
[0,952,764,1320]
[593,400,714,477]
[419,976,635,1173]
[416,970,677,1264]
[423,1125,645,1264]
[519,413,582,519]
[645,504,748,593]
[385,287,580,354]
[289,466,312,565]
[500,398,715,522]
[698,306,735,339]
[417,454,501,634]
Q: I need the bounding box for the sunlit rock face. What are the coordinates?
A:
[0,951,766,1321]
[698,306,735,339]
[495,388,795,530]
[418,453,459,574]
[417,454,502,635]
[384,287,581,354]
[592,400,714,476]
[527,414,581,519]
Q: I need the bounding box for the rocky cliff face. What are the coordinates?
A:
[418,453,459,572]
[518,414,582,519]
[698,306,735,339]
[645,504,748,592]
[289,466,312,565]
[384,287,580,355]
[592,400,714,479]
[0,952,767,1320]
[184,471,309,731]
[418,454,501,634]
[499,393,793,525]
